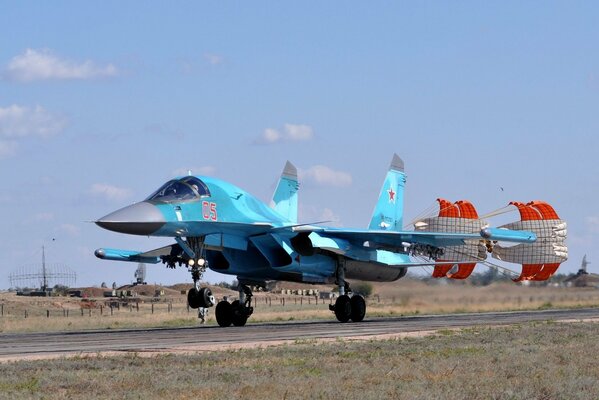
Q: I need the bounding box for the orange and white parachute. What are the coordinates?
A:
[492,201,568,281]
[414,199,567,282]
[414,198,486,279]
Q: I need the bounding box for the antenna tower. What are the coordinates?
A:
[8,247,76,291]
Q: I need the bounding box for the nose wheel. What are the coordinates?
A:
[187,286,215,309]
[186,256,216,310]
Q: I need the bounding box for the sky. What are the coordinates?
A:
[1,2,598,289]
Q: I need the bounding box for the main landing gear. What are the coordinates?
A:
[329,258,367,323]
[215,284,254,327]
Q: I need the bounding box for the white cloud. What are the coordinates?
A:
[204,53,224,65]
[4,48,118,82]
[262,128,282,143]
[0,104,67,138]
[284,124,313,141]
[255,123,314,145]
[89,183,133,202]
[171,166,216,177]
[299,165,352,187]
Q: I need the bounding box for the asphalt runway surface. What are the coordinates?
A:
[1,308,598,361]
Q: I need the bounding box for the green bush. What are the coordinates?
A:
[352,282,373,297]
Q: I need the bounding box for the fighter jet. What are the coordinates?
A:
[95,155,567,326]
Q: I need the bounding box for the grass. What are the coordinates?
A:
[1,280,599,333]
[0,321,598,399]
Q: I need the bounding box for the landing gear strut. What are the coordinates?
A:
[215,283,254,327]
[183,237,215,310]
[329,257,366,323]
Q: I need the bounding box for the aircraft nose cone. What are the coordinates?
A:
[96,201,165,235]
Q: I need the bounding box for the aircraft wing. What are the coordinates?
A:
[94,243,200,264]
[94,230,252,264]
[320,229,481,247]
[291,226,536,249]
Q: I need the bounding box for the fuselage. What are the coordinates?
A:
[95,175,407,284]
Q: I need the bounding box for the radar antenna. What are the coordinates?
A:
[134,263,147,285]
[8,246,76,292]
[581,255,590,274]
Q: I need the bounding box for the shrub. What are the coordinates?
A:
[352,282,373,297]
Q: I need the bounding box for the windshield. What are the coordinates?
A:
[146,177,210,202]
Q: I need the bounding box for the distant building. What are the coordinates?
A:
[319,291,337,300]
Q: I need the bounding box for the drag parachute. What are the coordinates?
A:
[414,198,486,279]
[414,199,567,282]
[492,201,568,281]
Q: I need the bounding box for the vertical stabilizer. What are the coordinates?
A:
[368,154,406,231]
[270,161,299,223]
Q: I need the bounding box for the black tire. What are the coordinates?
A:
[215,301,233,327]
[187,288,201,309]
[199,287,215,307]
[350,295,366,322]
[231,300,248,327]
[334,294,352,323]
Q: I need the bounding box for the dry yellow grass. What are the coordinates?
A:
[1,279,598,333]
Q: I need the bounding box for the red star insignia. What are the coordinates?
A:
[388,187,396,203]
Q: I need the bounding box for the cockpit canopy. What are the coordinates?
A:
[146,176,210,203]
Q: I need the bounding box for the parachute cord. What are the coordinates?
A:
[404,202,438,229]
[450,246,545,278]
[405,200,463,230]
[478,205,517,220]
[432,246,519,279]
[480,260,519,278]
[413,255,434,275]
[406,202,514,230]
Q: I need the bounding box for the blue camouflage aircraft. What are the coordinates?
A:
[95,155,567,326]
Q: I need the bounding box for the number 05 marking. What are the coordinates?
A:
[202,201,218,221]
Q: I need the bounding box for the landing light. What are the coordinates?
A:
[188,259,195,266]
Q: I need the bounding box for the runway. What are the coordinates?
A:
[1,308,597,362]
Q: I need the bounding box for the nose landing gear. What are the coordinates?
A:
[177,237,216,315]
[187,286,215,309]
